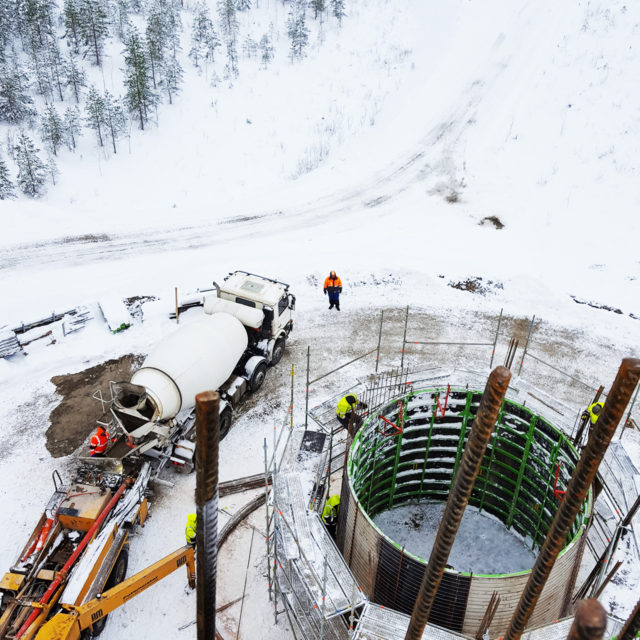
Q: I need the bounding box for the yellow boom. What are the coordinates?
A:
[35,545,195,640]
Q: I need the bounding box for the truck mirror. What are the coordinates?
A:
[288,294,296,310]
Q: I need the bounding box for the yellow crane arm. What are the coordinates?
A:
[36,545,195,640]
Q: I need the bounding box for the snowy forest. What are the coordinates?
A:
[0,0,347,199]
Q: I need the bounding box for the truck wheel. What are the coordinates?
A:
[219,408,232,440]
[270,337,286,366]
[249,361,267,392]
[87,547,129,637]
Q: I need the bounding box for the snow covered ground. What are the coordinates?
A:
[1,0,639,637]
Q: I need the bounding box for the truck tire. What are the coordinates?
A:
[85,546,129,637]
[270,336,286,366]
[219,407,232,440]
[249,361,267,392]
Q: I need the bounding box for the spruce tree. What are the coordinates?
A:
[84,84,106,145]
[331,0,345,25]
[0,63,35,124]
[103,90,127,153]
[236,0,251,10]
[190,2,219,67]
[217,0,238,77]
[259,33,273,68]
[146,3,166,87]
[122,27,157,130]
[78,0,109,66]
[160,54,182,104]
[65,53,87,103]
[0,157,16,199]
[14,132,47,197]
[63,105,82,149]
[41,102,64,155]
[45,34,66,101]
[310,0,325,20]
[287,0,309,60]
[63,0,82,52]
[46,149,58,185]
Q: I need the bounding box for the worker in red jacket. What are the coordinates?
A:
[323,270,342,310]
[89,425,111,456]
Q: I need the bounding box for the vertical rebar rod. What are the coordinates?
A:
[264,438,272,602]
[348,582,358,638]
[620,381,640,440]
[175,287,179,324]
[405,366,512,640]
[195,390,220,640]
[505,358,640,640]
[305,345,310,428]
[565,599,607,640]
[518,315,536,376]
[376,310,384,373]
[618,596,640,640]
[401,306,409,370]
[490,308,503,368]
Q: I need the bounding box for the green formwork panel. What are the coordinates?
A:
[348,386,591,558]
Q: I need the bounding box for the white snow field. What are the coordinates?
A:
[1,0,639,638]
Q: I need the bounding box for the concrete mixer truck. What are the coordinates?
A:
[90,271,295,476]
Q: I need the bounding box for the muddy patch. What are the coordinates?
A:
[46,354,144,458]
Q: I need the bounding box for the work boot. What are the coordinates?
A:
[336,302,340,311]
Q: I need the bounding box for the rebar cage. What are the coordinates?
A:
[338,386,592,637]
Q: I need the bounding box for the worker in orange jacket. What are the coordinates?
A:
[89,425,112,456]
[323,271,342,310]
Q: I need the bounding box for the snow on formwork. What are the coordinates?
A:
[339,371,595,637]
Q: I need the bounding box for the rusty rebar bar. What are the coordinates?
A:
[504,358,640,640]
[195,390,220,640]
[566,599,607,640]
[618,596,640,640]
[404,366,511,640]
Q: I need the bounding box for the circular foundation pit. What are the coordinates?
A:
[337,386,591,637]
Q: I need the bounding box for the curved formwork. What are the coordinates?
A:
[337,386,592,637]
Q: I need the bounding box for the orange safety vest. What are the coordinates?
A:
[324,274,342,290]
[90,428,109,455]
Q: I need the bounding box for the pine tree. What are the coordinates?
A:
[0,157,16,199]
[65,53,87,103]
[236,0,251,10]
[63,105,82,149]
[259,33,273,67]
[160,54,182,104]
[14,132,47,197]
[0,63,35,124]
[103,90,127,153]
[78,0,109,66]
[122,27,157,130]
[242,35,257,59]
[45,34,66,101]
[63,0,82,52]
[331,0,345,25]
[146,2,166,88]
[84,84,106,146]
[41,102,64,155]
[190,2,219,67]
[217,0,238,77]
[0,4,15,58]
[112,0,131,41]
[18,0,55,51]
[287,0,309,60]
[45,149,58,185]
[310,0,325,19]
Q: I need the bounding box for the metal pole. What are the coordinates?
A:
[264,438,272,602]
[195,390,220,640]
[504,358,640,640]
[376,310,384,373]
[348,582,358,637]
[405,366,512,640]
[175,287,179,324]
[618,596,640,640]
[620,380,640,440]
[565,599,607,640]
[319,555,328,640]
[490,308,503,368]
[273,461,279,625]
[401,305,409,370]
[290,363,295,429]
[518,315,536,376]
[305,345,310,428]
